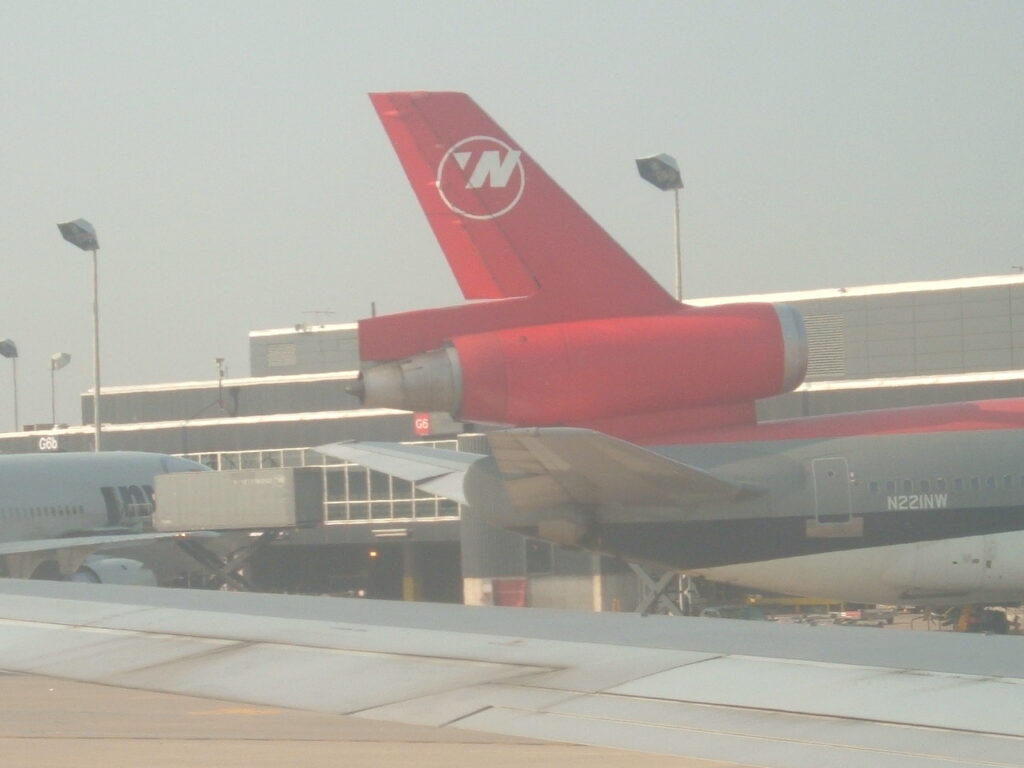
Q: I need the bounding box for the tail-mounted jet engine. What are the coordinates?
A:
[28,555,158,586]
[351,303,807,429]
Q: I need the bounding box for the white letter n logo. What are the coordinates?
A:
[438,136,526,219]
[454,149,522,189]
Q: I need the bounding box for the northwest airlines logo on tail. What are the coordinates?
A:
[436,136,525,220]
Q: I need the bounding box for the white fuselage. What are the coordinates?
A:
[693,531,1024,606]
[0,451,206,544]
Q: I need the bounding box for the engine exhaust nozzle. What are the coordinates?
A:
[358,347,462,414]
[344,376,366,402]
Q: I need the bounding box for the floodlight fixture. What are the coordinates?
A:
[635,153,684,300]
[57,218,102,450]
[635,153,683,191]
[0,338,17,432]
[57,219,99,251]
[49,352,71,425]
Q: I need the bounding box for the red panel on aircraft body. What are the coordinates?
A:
[359,291,676,364]
[452,304,786,426]
[359,296,542,363]
[580,402,758,443]
[661,397,1024,446]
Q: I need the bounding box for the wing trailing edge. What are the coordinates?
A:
[483,427,753,510]
[316,441,480,505]
[0,579,1021,767]
[318,428,754,526]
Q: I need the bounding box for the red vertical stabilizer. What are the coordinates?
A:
[354,92,807,438]
[362,92,677,362]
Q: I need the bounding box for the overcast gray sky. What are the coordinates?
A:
[2,0,1022,431]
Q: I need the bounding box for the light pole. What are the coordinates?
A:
[0,339,18,432]
[57,219,102,451]
[635,153,684,301]
[50,352,71,425]
[215,357,226,413]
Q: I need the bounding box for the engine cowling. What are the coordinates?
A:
[73,556,158,586]
[356,303,807,427]
[27,555,158,585]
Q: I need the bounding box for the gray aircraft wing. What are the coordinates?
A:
[0,579,1020,768]
[482,428,752,508]
[318,428,753,521]
[0,531,214,578]
[0,531,206,557]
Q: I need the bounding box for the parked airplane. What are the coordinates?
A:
[0,451,209,583]
[321,91,1024,607]
[0,94,1020,768]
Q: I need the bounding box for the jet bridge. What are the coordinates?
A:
[153,467,324,589]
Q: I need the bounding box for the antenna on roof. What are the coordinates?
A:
[302,310,336,326]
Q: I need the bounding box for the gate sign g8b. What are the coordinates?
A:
[38,435,61,452]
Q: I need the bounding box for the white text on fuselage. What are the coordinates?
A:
[886,493,948,511]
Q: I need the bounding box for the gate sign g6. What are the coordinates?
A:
[414,413,432,436]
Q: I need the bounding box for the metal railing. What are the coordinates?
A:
[179,441,461,524]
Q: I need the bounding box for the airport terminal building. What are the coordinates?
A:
[5,272,1024,609]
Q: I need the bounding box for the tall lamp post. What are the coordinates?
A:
[50,352,71,425]
[0,339,18,432]
[635,153,684,301]
[57,219,102,451]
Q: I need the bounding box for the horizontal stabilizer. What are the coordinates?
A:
[316,441,482,505]
[486,428,754,511]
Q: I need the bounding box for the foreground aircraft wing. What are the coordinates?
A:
[0,579,1020,768]
[319,428,752,521]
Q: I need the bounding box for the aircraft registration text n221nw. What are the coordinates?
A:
[320,91,1024,608]
[0,93,1021,768]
